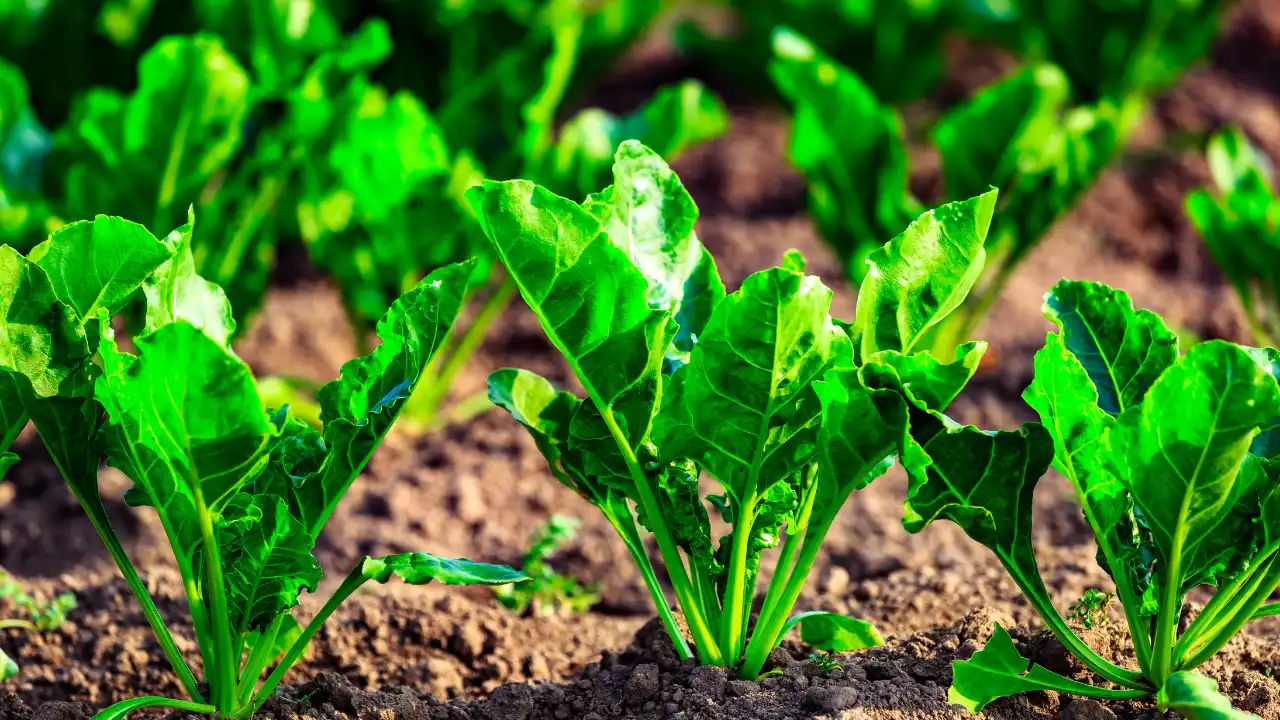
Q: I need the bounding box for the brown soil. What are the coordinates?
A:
[5,1,1280,718]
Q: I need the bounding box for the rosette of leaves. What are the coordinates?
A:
[0,57,59,256]
[1186,127,1280,348]
[474,138,997,675]
[893,278,1280,717]
[0,212,525,719]
[771,28,1133,359]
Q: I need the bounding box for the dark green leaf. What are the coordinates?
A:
[469,179,673,496]
[582,140,725,364]
[1042,280,1178,415]
[0,247,92,398]
[97,322,275,565]
[1107,341,1280,582]
[28,215,172,323]
[266,262,474,538]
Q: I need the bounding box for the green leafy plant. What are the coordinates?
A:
[678,0,958,104]
[894,278,1280,717]
[494,515,600,616]
[770,28,1140,359]
[0,568,76,682]
[474,138,998,676]
[1067,589,1114,631]
[1186,127,1280,348]
[996,0,1225,105]
[4,3,729,432]
[0,213,526,718]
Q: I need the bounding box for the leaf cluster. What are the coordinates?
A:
[477,139,999,676]
[0,0,730,429]
[766,0,1223,359]
[896,278,1280,717]
[0,214,525,718]
[1186,127,1280,348]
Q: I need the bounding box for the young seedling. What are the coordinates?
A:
[1067,589,1114,630]
[494,515,600,617]
[0,569,76,681]
[892,279,1280,717]
[0,213,526,719]
[1186,127,1280,348]
[474,139,998,676]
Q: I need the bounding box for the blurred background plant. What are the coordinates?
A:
[494,516,600,617]
[0,568,76,681]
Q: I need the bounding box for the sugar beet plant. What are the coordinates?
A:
[1,3,729,430]
[1186,127,1280,349]
[474,139,999,675]
[0,215,525,718]
[895,279,1280,716]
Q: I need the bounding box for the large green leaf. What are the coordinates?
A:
[950,625,1144,713]
[469,179,673,495]
[852,191,996,360]
[1107,341,1280,579]
[219,493,321,635]
[0,247,92,398]
[582,140,725,364]
[263,261,474,538]
[1024,333,1134,577]
[28,216,172,323]
[97,322,276,567]
[769,27,918,280]
[654,252,850,502]
[1043,280,1178,415]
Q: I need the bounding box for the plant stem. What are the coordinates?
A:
[603,507,693,661]
[0,619,36,631]
[197,500,238,712]
[1182,560,1280,671]
[1175,543,1277,662]
[739,515,834,680]
[60,467,204,702]
[719,492,758,665]
[1252,603,1280,619]
[245,564,371,716]
[1151,542,1185,685]
[755,472,818,637]
[237,615,285,703]
[614,424,722,664]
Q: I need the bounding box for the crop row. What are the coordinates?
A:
[2,1,1279,719]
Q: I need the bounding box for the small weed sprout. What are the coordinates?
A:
[495,516,600,617]
[0,568,76,681]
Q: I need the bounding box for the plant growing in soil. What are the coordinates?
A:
[1186,127,1280,348]
[770,28,1141,360]
[0,214,526,719]
[0,569,76,682]
[1,3,729,432]
[895,278,1280,716]
[473,139,997,677]
[494,515,600,616]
